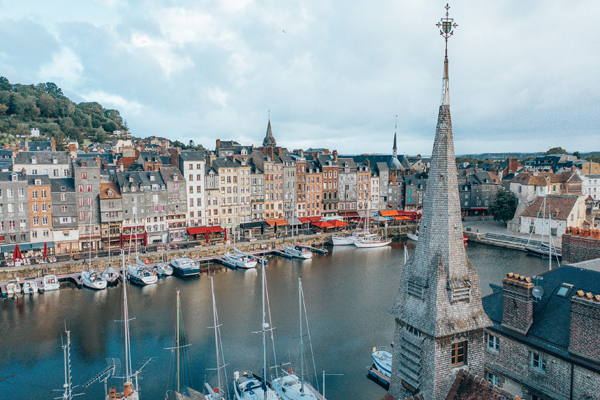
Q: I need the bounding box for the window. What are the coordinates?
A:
[174,193,180,200]
[54,169,59,177]
[486,372,498,386]
[197,185,201,193]
[79,198,84,207]
[86,185,92,192]
[42,203,47,212]
[531,352,547,372]
[18,188,24,197]
[62,206,67,212]
[451,341,467,366]
[32,190,38,199]
[486,333,499,351]
[189,186,193,194]
[41,190,47,198]
[9,221,15,230]
[79,211,85,221]
[87,197,92,206]
[42,216,48,225]
[7,204,13,213]
[78,185,83,193]
[556,283,573,298]
[32,204,39,212]
[33,217,39,226]
[81,172,87,179]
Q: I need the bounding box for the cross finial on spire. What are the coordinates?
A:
[435,3,458,56]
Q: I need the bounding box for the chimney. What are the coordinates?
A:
[501,273,534,335]
[569,290,600,362]
[299,149,304,158]
[51,138,56,151]
[216,139,221,149]
[333,150,338,162]
[366,159,370,168]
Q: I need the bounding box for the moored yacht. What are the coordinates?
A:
[282,246,312,259]
[353,234,391,248]
[224,250,258,269]
[41,274,60,292]
[153,262,174,276]
[332,229,370,246]
[371,347,392,378]
[21,278,39,294]
[5,280,21,297]
[272,372,323,400]
[171,257,200,277]
[234,371,280,400]
[81,270,107,290]
[127,265,158,286]
[102,266,120,286]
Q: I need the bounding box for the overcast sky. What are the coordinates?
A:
[1,0,598,156]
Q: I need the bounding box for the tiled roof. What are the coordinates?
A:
[520,195,579,220]
[179,151,206,162]
[99,181,122,199]
[445,369,518,400]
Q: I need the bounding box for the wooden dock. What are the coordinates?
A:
[366,366,390,390]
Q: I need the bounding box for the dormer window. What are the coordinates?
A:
[31,157,37,164]
[81,162,87,167]
[150,175,155,181]
[107,189,114,197]
[11,174,17,182]
[52,157,58,165]
[61,186,66,191]
[129,177,134,183]
[35,179,41,186]
[173,174,178,181]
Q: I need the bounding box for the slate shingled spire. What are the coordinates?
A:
[388,6,491,400]
[263,118,277,147]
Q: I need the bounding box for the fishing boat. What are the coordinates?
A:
[102,266,120,286]
[233,261,280,400]
[5,280,21,297]
[153,262,174,277]
[21,278,39,294]
[81,270,107,290]
[127,265,158,286]
[171,257,200,277]
[272,279,325,400]
[371,347,392,378]
[41,274,60,292]
[354,235,391,248]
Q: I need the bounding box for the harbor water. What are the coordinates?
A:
[0,241,559,399]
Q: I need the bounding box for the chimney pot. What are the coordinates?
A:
[502,275,534,335]
[569,291,600,361]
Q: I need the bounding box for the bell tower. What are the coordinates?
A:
[388,5,491,400]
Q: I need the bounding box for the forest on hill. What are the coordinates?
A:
[0,76,127,150]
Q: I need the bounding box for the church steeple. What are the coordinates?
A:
[263,115,277,147]
[388,5,490,400]
[388,116,401,170]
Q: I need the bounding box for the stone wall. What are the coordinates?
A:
[562,234,600,264]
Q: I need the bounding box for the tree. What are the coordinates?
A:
[573,151,581,159]
[0,76,11,91]
[585,154,600,163]
[488,189,517,224]
[544,147,567,155]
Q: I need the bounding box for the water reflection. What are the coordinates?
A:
[0,241,559,399]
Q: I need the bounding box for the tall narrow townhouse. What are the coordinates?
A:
[72,158,102,252]
[204,167,221,227]
[179,151,206,227]
[160,167,188,242]
[28,175,52,245]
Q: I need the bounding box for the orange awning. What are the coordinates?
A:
[298,217,311,224]
[379,210,399,217]
[393,216,412,221]
[265,219,289,227]
[307,216,322,222]
[329,220,347,227]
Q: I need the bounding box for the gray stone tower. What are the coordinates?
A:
[388,6,491,400]
[263,118,277,147]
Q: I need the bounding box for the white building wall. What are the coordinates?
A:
[183,160,206,227]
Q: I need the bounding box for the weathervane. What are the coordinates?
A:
[436,4,458,56]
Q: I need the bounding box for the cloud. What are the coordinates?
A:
[0,0,598,155]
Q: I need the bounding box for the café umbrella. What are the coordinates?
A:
[13,244,23,261]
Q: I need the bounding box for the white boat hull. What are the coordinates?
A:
[127,266,158,286]
[407,233,418,241]
[81,271,107,290]
[283,246,312,259]
[272,373,323,400]
[332,236,355,246]
[22,281,39,294]
[41,275,60,291]
[224,253,258,269]
[372,349,392,378]
[354,239,391,248]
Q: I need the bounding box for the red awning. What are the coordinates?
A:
[470,207,488,210]
[207,226,224,233]
[329,219,347,227]
[312,220,334,228]
[298,217,311,224]
[187,227,208,235]
[339,211,360,218]
[306,216,322,223]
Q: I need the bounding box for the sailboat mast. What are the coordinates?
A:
[262,262,268,400]
[177,288,181,392]
[62,330,72,400]
[299,278,304,394]
[123,251,132,385]
[211,276,223,394]
[548,208,552,271]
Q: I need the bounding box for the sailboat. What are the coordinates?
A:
[107,252,151,399]
[526,196,562,260]
[102,222,120,286]
[353,208,390,248]
[82,203,107,290]
[272,279,324,400]
[233,260,281,400]
[205,276,230,400]
[282,207,312,259]
[224,227,258,269]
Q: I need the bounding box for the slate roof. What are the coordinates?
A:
[0,171,26,182]
[159,166,184,182]
[520,195,579,220]
[72,157,99,168]
[26,141,53,151]
[50,178,75,193]
[179,151,206,162]
[483,265,600,372]
[317,154,338,168]
[212,158,241,169]
[116,170,165,190]
[78,153,115,165]
[14,151,69,165]
[27,175,51,186]
[338,157,357,171]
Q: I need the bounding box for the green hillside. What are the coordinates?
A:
[0,77,127,150]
